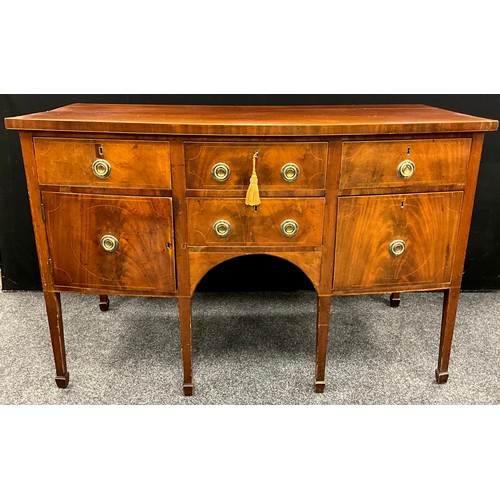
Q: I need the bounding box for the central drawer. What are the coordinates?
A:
[187,198,324,246]
[185,142,327,191]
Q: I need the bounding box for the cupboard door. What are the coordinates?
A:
[43,193,176,293]
[333,192,463,291]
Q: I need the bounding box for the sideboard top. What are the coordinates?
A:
[5,103,498,136]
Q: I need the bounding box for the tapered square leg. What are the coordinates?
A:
[390,292,401,308]
[55,373,70,388]
[178,296,193,396]
[315,295,331,393]
[436,288,460,384]
[43,291,69,388]
[99,294,110,312]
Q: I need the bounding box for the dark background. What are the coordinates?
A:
[1,94,499,292]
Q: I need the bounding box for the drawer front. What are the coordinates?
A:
[185,142,327,191]
[340,138,471,193]
[187,198,324,246]
[35,138,171,188]
[42,193,176,293]
[333,192,463,291]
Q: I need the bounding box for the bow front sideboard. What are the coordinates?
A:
[5,104,498,395]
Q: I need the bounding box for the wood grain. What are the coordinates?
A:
[435,133,487,383]
[178,296,193,395]
[186,188,325,198]
[5,104,498,136]
[340,138,471,193]
[34,137,171,188]
[170,139,195,395]
[188,251,322,295]
[436,287,461,383]
[185,142,326,190]
[42,193,176,293]
[8,103,497,395]
[450,134,486,286]
[39,184,172,197]
[168,139,191,295]
[44,291,69,388]
[333,192,463,291]
[315,295,331,393]
[321,140,342,295]
[187,198,324,247]
[19,133,55,291]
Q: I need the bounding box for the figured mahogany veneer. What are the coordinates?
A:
[42,192,176,293]
[187,198,324,247]
[4,103,498,396]
[185,142,327,191]
[333,192,463,290]
[6,103,498,135]
[35,137,171,189]
[340,138,471,194]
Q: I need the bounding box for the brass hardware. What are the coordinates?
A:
[41,202,46,222]
[280,219,299,238]
[92,159,112,179]
[389,239,406,257]
[48,258,54,275]
[100,234,119,253]
[213,220,232,238]
[211,162,231,182]
[397,160,416,179]
[281,163,300,182]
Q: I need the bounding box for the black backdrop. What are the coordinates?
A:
[1,94,499,292]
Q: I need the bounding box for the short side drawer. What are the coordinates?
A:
[35,138,171,188]
[187,198,324,246]
[333,192,463,291]
[185,142,327,191]
[340,138,471,193]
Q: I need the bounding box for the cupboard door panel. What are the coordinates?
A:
[333,192,463,290]
[43,193,176,293]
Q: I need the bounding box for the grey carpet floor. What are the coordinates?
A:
[0,290,498,404]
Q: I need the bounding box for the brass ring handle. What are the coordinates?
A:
[397,160,415,179]
[213,220,232,238]
[389,239,406,257]
[281,163,300,182]
[92,159,112,179]
[100,234,119,253]
[211,163,231,182]
[280,219,299,238]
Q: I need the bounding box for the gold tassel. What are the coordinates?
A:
[245,151,261,207]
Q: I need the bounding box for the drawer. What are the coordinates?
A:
[185,142,327,191]
[333,192,463,291]
[34,138,171,188]
[187,198,324,246]
[42,192,176,293]
[340,138,471,193]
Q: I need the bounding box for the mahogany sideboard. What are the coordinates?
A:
[5,104,498,396]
